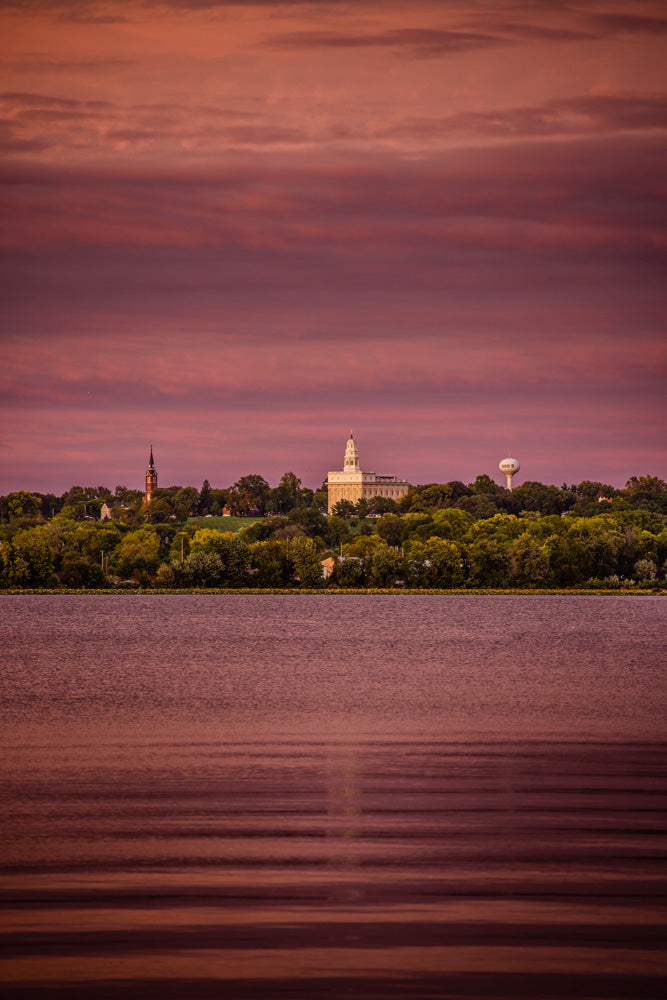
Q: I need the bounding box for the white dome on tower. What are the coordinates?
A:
[499,457,520,490]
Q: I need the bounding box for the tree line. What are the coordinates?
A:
[0,473,665,590]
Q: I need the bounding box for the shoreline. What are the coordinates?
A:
[1,587,663,596]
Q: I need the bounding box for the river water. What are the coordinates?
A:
[1,595,665,998]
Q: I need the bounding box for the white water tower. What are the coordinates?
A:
[499,456,520,490]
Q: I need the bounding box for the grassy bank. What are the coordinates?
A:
[186,515,262,531]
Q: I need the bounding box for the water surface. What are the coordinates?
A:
[1,595,665,998]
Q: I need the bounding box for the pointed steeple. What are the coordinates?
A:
[144,445,158,504]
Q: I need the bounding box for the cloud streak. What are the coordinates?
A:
[1,0,665,493]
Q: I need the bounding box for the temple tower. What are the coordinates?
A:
[144,446,158,504]
[326,432,409,513]
[343,432,360,472]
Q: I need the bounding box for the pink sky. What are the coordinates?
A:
[1,0,665,494]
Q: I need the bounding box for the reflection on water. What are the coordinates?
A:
[1,595,666,998]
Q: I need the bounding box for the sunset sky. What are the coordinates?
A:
[1,0,665,495]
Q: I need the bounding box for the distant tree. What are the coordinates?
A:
[512,533,549,586]
[512,481,570,516]
[9,528,54,586]
[313,481,329,511]
[289,536,322,587]
[633,557,658,582]
[401,481,471,513]
[271,471,302,514]
[169,531,191,564]
[227,475,270,515]
[623,476,667,513]
[472,474,499,495]
[113,527,161,579]
[324,515,350,548]
[155,563,177,588]
[375,514,408,548]
[36,493,62,519]
[368,541,402,587]
[145,498,174,524]
[4,491,42,523]
[468,537,513,587]
[332,499,355,518]
[287,507,328,540]
[454,495,502,520]
[250,539,291,587]
[180,550,225,587]
[59,554,105,588]
[114,485,143,504]
[198,480,212,515]
[174,486,199,521]
[332,557,367,587]
[367,496,398,516]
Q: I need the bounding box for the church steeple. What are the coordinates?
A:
[144,445,158,505]
[344,432,360,472]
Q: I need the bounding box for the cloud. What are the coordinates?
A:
[265,26,504,58]
[382,93,667,142]
[590,12,667,36]
[0,92,112,109]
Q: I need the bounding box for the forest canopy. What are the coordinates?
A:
[1,474,665,591]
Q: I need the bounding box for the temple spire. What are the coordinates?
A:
[344,432,360,472]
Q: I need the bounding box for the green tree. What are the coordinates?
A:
[59,554,105,588]
[225,534,252,586]
[114,527,161,579]
[5,491,42,523]
[145,498,174,524]
[227,475,270,516]
[313,480,329,511]
[332,556,367,587]
[198,480,212,515]
[469,537,513,587]
[11,528,54,586]
[512,532,549,586]
[368,541,402,587]
[332,499,355,518]
[191,528,227,554]
[367,496,398,516]
[424,537,464,587]
[169,531,191,563]
[180,550,225,587]
[155,563,177,588]
[250,539,291,587]
[174,486,199,521]
[512,481,570,516]
[290,536,322,587]
[271,471,302,514]
[376,514,408,548]
[472,474,499,495]
[623,476,667,513]
[633,558,658,582]
[0,542,30,587]
[324,515,349,549]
